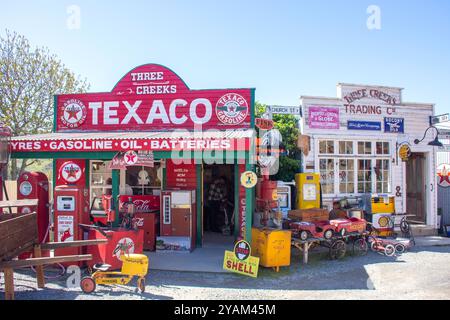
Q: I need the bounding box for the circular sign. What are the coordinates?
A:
[124,150,138,165]
[240,171,258,189]
[437,163,450,188]
[216,93,249,125]
[113,237,135,259]
[60,99,87,128]
[19,181,33,196]
[399,145,411,162]
[378,216,390,228]
[234,240,251,261]
[60,161,82,183]
[21,207,31,214]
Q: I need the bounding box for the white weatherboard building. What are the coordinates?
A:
[300,83,438,232]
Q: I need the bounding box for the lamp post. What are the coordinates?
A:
[414,126,443,147]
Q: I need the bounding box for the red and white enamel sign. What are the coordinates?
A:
[60,161,83,183]
[55,64,253,132]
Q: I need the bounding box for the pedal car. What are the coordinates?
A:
[330,217,367,236]
[289,221,335,241]
[80,253,148,293]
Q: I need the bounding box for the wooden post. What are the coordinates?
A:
[33,245,45,288]
[4,268,14,300]
[303,243,308,264]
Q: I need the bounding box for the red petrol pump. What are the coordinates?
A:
[53,185,90,266]
[17,172,50,244]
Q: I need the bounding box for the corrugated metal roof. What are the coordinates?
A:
[11,129,256,141]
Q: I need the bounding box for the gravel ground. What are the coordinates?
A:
[2,245,450,300]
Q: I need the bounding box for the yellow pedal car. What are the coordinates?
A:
[80,254,149,294]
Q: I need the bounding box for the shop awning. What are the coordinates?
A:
[10,130,255,153]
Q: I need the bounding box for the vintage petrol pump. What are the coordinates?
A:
[295,173,321,209]
[17,172,50,244]
[53,185,90,265]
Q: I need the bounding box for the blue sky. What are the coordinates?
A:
[1,0,449,114]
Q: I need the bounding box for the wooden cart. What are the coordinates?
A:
[0,199,107,300]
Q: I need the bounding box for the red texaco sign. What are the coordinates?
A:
[55,64,253,132]
[437,163,450,188]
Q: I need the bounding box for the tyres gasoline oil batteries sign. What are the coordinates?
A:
[223,240,259,278]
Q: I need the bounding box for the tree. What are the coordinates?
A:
[255,101,301,182]
[0,29,90,179]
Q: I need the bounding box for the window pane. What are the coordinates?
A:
[319,158,334,194]
[319,141,327,154]
[327,141,334,154]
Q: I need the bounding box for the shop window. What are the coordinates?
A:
[375,159,390,193]
[125,164,161,196]
[90,161,112,202]
[339,159,355,194]
[357,141,372,155]
[339,141,353,155]
[319,140,334,154]
[319,158,335,194]
[357,159,372,193]
[376,142,390,155]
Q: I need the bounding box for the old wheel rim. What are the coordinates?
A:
[81,277,95,293]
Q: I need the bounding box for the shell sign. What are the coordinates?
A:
[55,64,253,132]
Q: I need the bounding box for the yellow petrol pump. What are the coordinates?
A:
[295,173,321,209]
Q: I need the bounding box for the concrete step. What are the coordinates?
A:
[410,225,438,237]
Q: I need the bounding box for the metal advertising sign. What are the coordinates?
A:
[398,145,411,162]
[240,171,258,189]
[55,64,252,132]
[223,240,259,278]
[384,117,405,133]
[255,118,274,130]
[308,106,340,129]
[437,163,450,188]
[347,120,382,131]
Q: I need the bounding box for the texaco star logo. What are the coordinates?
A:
[60,99,87,128]
[437,164,450,188]
[61,162,82,183]
[124,150,138,165]
[216,93,249,125]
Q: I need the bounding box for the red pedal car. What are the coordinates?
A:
[290,221,335,241]
[290,217,367,240]
[330,217,367,236]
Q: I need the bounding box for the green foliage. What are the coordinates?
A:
[255,101,301,181]
[0,29,90,178]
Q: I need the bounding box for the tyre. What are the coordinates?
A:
[353,238,368,256]
[395,243,406,254]
[369,239,378,252]
[138,277,146,293]
[384,244,395,257]
[80,276,96,294]
[324,229,333,240]
[330,240,346,260]
[300,230,309,241]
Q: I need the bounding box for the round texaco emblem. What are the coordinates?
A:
[61,162,82,183]
[60,99,87,128]
[124,150,138,165]
[216,93,248,125]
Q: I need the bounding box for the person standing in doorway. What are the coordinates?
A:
[206,176,228,232]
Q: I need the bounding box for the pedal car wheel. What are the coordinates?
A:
[369,240,378,252]
[138,277,146,293]
[300,231,309,241]
[384,244,396,256]
[395,243,406,254]
[324,229,333,240]
[330,240,346,260]
[352,238,368,256]
[80,276,96,294]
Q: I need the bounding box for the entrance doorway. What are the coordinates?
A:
[406,153,426,223]
[202,164,235,248]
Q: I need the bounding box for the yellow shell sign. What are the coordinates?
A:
[399,145,411,162]
[240,171,258,189]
